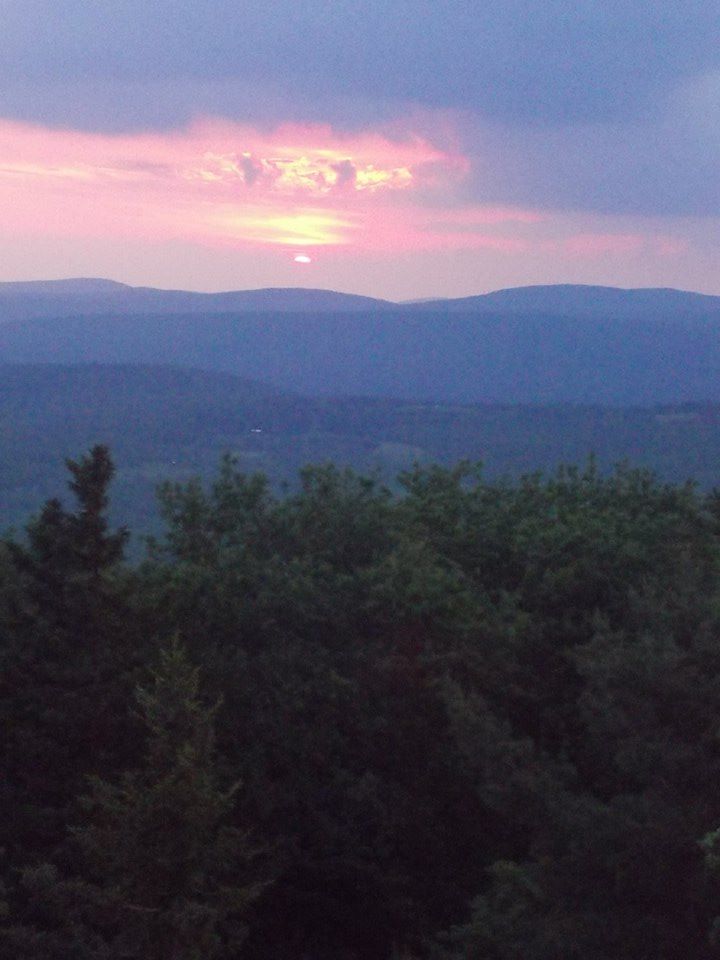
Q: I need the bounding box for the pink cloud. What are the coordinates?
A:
[0,118,476,250]
[0,117,559,254]
[656,236,689,256]
[0,117,692,270]
[562,233,647,256]
[430,206,545,226]
[558,231,689,260]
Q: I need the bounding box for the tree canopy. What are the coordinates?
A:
[3,449,720,958]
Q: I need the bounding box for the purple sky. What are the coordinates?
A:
[2,0,719,298]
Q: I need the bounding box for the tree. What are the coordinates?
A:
[67,640,265,959]
[3,642,265,960]
[11,445,128,616]
[0,446,137,870]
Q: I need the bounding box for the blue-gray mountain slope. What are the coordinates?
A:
[3,363,720,537]
[2,282,720,405]
[0,279,392,320]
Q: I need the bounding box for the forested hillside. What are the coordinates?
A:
[3,446,720,958]
[4,310,720,405]
[5,364,720,540]
[4,283,720,405]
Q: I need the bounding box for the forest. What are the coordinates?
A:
[5,363,720,540]
[3,445,720,958]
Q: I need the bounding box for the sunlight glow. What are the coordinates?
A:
[186,152,416,195]
[0,117,684,268]
[212,208,356,246]
[0,118,464,251]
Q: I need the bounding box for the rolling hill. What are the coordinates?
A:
[4,278,720,322]
[0,279,393,321]
[1,307,720,405]
[417,283,720,320]
[3,280,720,405]
[2,363,720,540]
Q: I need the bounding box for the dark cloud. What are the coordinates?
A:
[331,160,357,188]
[239,154,262,186]
[2,0,719,220]
[457,78,720,218]
[2,0,719,126]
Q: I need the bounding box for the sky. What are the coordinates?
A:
[2,0,720,299]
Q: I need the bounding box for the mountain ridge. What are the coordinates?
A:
[4,280,720,407]
[2,308,720,406]
[426,283,720,320]
[0,280,394,318]
[3,278,720,321]
[3,361,720,538]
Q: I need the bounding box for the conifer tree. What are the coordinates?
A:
[0,446,136,869]
[65,444,127,579]
[64,641,264,959]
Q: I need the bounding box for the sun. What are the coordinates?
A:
[294,254,312,263]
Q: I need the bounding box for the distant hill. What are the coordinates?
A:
[421,284,720,320]
[2,363,720,539]
[4,278,720,322]
[0,279,393,321]
[5,280,720,405]
[2,306,720,405]
[0,278,129,296]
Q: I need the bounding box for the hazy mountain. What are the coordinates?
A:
[0,279,392,321]
[425,284,720,320]
[0,278,129,296]
[5,280,720,405]
[4,278,720,323]
[2,306,720,405]
[2,363,720,537]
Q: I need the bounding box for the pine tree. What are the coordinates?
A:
[13,445,128,612]
[0,446,136,869]
[64,641,265,959]
[64,445,127,580]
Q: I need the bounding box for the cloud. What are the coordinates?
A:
[211,209,358,247]
[2,0,718,128]
[0,2,717,228]
[453,71,720,220]
[562,233,646,257]
[0,118,469,249]
[331,160,357,188]
[185,151,415,195]
[0,114,702,283]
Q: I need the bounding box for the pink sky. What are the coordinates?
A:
[1,116,717,299]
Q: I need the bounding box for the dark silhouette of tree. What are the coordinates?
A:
[2,643,265,960]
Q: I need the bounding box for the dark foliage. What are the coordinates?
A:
[6,364,720,543]
[3,448,720,958]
